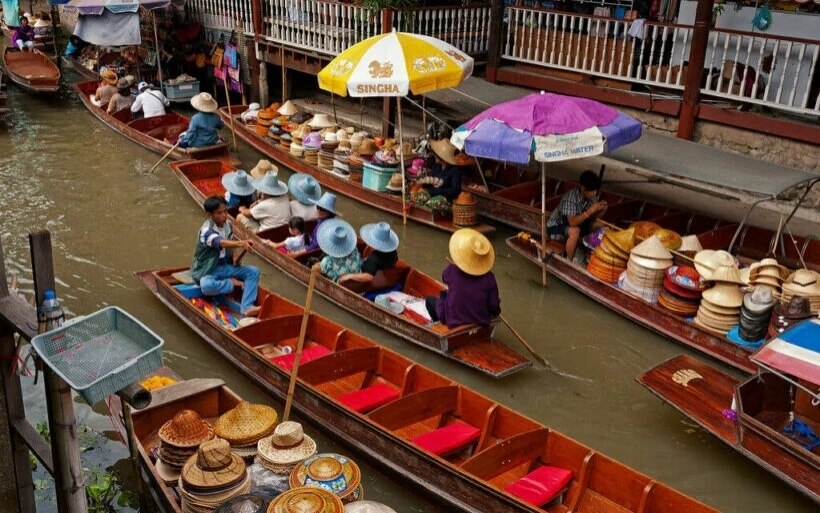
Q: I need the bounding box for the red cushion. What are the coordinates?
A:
[272,345,331,370]
[411,420,480,456]
[337,383,400,413]
[505,466,573,507]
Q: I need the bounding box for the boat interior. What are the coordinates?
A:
[4,48,59,85]
[152,268,714,512]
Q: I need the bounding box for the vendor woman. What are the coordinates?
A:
[179,93,224,148]
[423,139,464,202]
[426,229,500,328]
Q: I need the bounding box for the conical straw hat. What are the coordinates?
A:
[158,410,215,448]
[629,254,672,271]
[708,262,743,285]
[344,502,398,513]
[267,487,344,513]
[630,235,672,260]
[214,402,279,445]
[603,228,636,253]
[678,235,703,253]
[702,283,744,308]
[449,229,495,276]
[278,101,299,116]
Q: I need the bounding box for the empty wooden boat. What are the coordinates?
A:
[169,159,530,377]
[138,267,719,513]
[1,48,59,94]
[75,80,240,166]
[217,105,494,235]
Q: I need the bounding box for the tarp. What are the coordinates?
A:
[74,9,140,46]
[51,0,170,15]
[753,319,820,387]
[2,0,21,27]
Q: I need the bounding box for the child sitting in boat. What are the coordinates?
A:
[312,219,362,283]
[178,93,224,148]
[237,171,291,232]
[547,170,607,263]
[265,217,308,254]
[339,222,399,287]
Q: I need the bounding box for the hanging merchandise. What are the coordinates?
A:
[752,5,771,31]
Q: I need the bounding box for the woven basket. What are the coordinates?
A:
[452,202,477,227]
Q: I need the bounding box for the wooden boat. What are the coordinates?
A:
[217,105,494,235]
[500,176,820,375]
[169,159,529,377]
[137,266,720,513]
[638,320,820,503]
[1,48,59,94]
[75,80,240,166]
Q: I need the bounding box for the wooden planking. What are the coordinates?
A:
[461,428,548,479]
[298,347,381,386]
[368,386,459,431]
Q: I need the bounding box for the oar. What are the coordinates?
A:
[148,141,180,174]
[223,72,238,151]
[283,266,319,421]
[499,315,550,367]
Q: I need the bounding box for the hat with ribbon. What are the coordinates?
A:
[257,421,317,468]
[253,172,289,197]
[449,228,495,276]
[312,192,340,216]
[181,437,247,490]
[222,170,256,196]
[288,173,323,205]
[317,219,357,258]
[360,222,399,253]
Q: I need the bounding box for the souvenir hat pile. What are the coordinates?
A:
[693,253,744,336]
[333,144,351,177]
[347,153,365,183]
[344,502,397,513]
[303,132,322,166]
[693,249,736,281]
[744,258,789,294]
[735,286,777,343]
[179,438,250,513]
[257,108,278,137]
[384,173,403,193]
[768,296,813,338]
[267,487,344,513]
[675,235,703,265]
[288,173,322,205]
[309,113,337,130]
[620,235,673,301]
[156,410,215,485]
[450,229,494,276]
[319,133,339,172]
[588,228,635,283]
[781,268,820,314]
[257,421,317,475]
[213,402,279,459]
[317,219,357,258]
[658,265,703,317]
[289,453,363,503]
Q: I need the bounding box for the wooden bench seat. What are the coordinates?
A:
[411,420,481,456]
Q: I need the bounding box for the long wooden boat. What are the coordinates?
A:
[638,342,820,502]
[138,266,720,513]
[75,80,240,166]
[501,177,820,375]
[169,159,530,377]
[217,105,493,235]
[1,48,59,94]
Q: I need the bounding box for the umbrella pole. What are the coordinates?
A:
[541,162,548,287]
[398,97,407,225]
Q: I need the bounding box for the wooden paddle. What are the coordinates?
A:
[283,266,319,421]
[223,72,238,151]
[148,141,180,174]
[499,315,550,367]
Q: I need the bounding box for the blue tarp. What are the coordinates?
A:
[2,0,21,27]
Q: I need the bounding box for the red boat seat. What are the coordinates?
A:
[505,466,573,507]
[337,383,400,413]
[271,345,331,370]
[411,420,480,456]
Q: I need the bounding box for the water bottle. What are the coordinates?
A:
[38,289,65,333]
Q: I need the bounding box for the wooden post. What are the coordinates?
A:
[29,232,87,513]
[259,60,269,107]
[380,8,395,138]
[677,0,714,140]
[485,0,505,83]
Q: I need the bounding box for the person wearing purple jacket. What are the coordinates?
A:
[426,229,500,328]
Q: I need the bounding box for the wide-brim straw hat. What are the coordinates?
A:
[743,286,775,313]
[156,459,182,484]
[356,139,377,156]
[629,254,672,271]
[253,171,289,196]
[604,228,636,253]
[702,283,744,308]
[289,453,361,501]
[385,173,403,191]
[179,472,251,508]
[181,438,247,490]
[288,173,322,205]
[344,501,397,513]
[222,170,256,196]
[592,247,627,267]
[214,402,278,445]
[629,221,661,239]
[100,69,118,85]
[267,487,344,513]
[693,249,734,280]
[309,113,337,129]
[652,228,682,250]
[191,92,219,113]
[159,409,215,448]
[430,139,459,166]
[360,222,399,253]
[278,100,299,116]
[312,192,340,215]
[699,298,741,316]
[751,275,783,289]
[449,229,495,276]
[708,262,743,285]
[258,421,317,466]
[599,238,629,260]
[317,219,357,258]
[784,269,820,295]
[630,235,672,260]
[250,159,276,179]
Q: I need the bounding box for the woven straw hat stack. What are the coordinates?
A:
[257,109,277,137]
[621,235,673,302]
[333,146,351,177]
[651,228,682,250]
[267,487,344,513]
[156,410,215,485]
[693,249,735,281]
[179,438,250,513]
[588,228,635,283]
[745,258,789,296]
[257,421,317,475]
[214,402,279,459]
[781,268,820,314]
[658,265,703,317]
[289,453,363,504]
[767,295,813,338]
[693,253,744,336]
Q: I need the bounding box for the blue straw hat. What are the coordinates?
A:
[317,219,357,258]
[253,171,289,196]
[222,170,256,196]
[311,192,340,216]
[360,222,399,253]
[288,173,322,205]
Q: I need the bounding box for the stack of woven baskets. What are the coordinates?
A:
[256,421,317,475]
[588,228,635,282]
[178,438,251,513]
[155,410,215,485]
[452,192,478,227]
[213,401,278,460]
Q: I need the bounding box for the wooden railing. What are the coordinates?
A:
[393,5,492,57]
[188,0,254,35]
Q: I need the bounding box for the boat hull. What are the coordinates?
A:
[2,48,59,94]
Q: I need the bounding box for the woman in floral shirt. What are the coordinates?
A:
[312,219,361,282]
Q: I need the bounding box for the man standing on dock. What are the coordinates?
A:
[546,170,607,263]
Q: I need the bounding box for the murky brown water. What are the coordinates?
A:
[0,69,815,513]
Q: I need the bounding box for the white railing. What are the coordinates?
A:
[701,29,819,116]
[188,0,254,35]
[503,7,694,90]
[393,6,492,57]
[260,0,381,56]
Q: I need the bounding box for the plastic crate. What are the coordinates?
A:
[31,307,164,405]
[164,80,200,101]
[363,162,397,192]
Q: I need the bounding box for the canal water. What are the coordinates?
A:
[0,70,815,513]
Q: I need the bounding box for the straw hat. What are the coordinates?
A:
[214,494,267,513]
[360,222,399,253]
[449,229,495,276]
[159,410,215,448]
[693,249,734,280]
[181,438,247,490]
[784,269,820,295]
[312,192,340,215]
[629,221,661,239]
[191,92,219,113]
[699,299,742,317]
[100,69,118,85]
[278,101,299,116]
[599,238,630,260]
[630,235,672,260]
[267,487,344,513]
[708,262,743,285]
[317,219,357,258]
[651,228,682,250]
[344,502,397,513]
[213,402,279,445]
[743,286,775,313]
[430,139,459,166]
[155,459,182,484]
[592,247,627,267]
[629,254,672,271]
[289,453,362,502]
[356,139,377,156]
[222,170,256,197]
[665,265,703,291]
[253,172,289,197]
[604,228,636,253]
[702,283,744,308]
[309,114,337,129]
[250,160,276,180]
[288,174,322,205]
[678,235,703,253]
[257,421,317,467]
[179,472,252,508]
[385,173,403,192]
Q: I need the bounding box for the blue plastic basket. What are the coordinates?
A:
[31,307,164,405]
[164,80,200,101]
[363,162,396,192]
